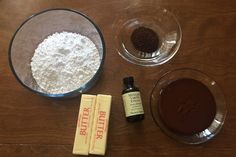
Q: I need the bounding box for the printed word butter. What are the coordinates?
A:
[89,94,112,155]
[73,94,96,155]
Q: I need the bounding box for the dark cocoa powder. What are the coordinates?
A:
[131,27,159,53]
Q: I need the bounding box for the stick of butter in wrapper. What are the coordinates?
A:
[73,94,96,155]
[89,94,112,155]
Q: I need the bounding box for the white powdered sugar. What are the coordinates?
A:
[31,32,100,94]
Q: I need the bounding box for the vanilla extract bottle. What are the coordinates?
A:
[122,76,144,122]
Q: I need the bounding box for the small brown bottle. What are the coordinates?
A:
[122,76,144,122]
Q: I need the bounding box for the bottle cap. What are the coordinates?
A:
[123,76,134,86]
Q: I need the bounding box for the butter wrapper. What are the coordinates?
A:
[73,94,96,155]
[89,94,112,155]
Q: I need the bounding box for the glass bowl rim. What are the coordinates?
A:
[8,8,106,98]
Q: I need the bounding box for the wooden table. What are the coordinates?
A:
[1,0,236,156]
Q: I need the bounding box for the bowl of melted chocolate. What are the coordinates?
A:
[112,5,182,66]
[150,68,227,144]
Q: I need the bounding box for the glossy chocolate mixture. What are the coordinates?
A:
[158,78,216,135]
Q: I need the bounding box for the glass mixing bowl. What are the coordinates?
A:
[113,6,182,66]
[150,68,227,144]
[9,8,105,98]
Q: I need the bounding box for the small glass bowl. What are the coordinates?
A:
[112,6,182,66]
[150,68,227,144]
[9,8,105,98]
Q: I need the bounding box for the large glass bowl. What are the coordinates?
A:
[113,6,182,66]
[150,68,227,144]
[9,8,105,98]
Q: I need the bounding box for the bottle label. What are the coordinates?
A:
[122,91,144,117]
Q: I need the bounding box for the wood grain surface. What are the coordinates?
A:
[1,0,236,156]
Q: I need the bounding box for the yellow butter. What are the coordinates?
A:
[89,94,112,155]
[73,94,96,155]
